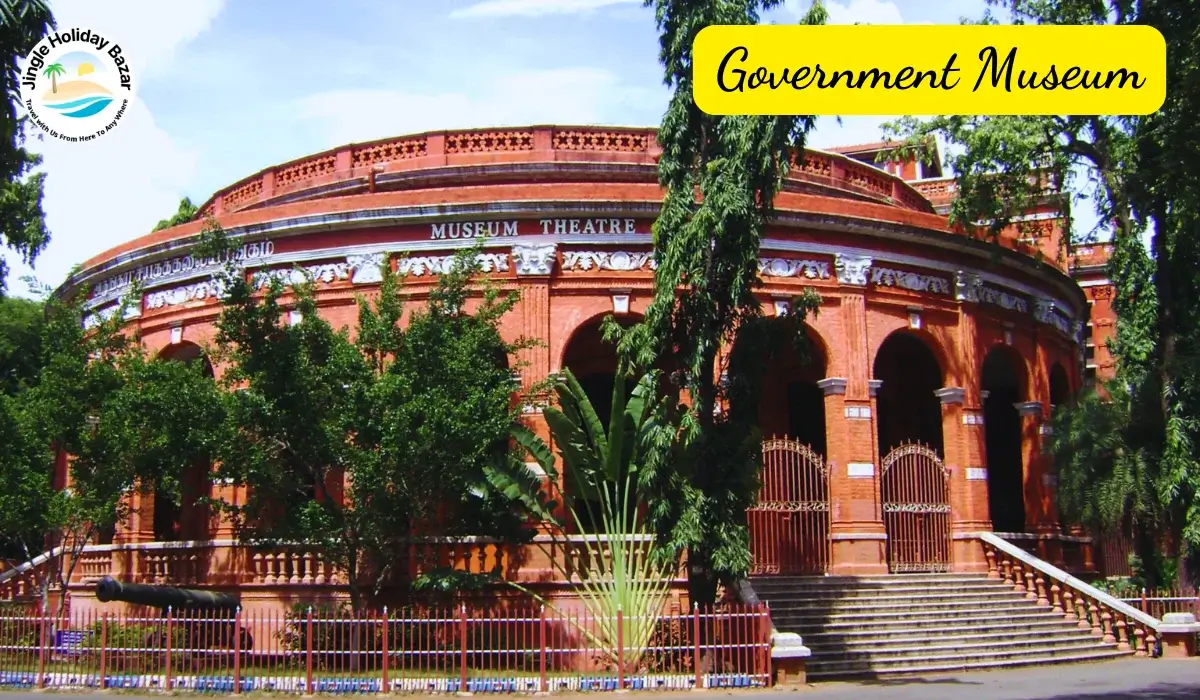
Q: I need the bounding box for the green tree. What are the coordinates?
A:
[886,0,1200,585]
[0,0,54,295]
[0,294,42,394]
[203,226,549,611]
[0,290,219,613]
[153,197,199,232]
[604,0,824,607]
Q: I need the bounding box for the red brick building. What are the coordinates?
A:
[36,126,1098,613]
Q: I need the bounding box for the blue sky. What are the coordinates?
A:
[10,0,998,296]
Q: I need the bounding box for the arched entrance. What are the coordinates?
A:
[745,322,830,575]
[982,346,1028,533]
[874,331,950,572]
[874,332,944,456]
[560,315,640,533]
[151,342,216,542]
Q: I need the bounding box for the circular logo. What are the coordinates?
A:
[19,28,133,142]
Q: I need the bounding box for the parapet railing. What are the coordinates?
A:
[194,125,936,219]
[979,532,1160,656]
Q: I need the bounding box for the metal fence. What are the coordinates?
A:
[0,604,771,694]
[1121,587,1200,620]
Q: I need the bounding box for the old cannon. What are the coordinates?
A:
[95,576,253,654]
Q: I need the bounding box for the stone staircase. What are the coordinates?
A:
[754,573,1131,680]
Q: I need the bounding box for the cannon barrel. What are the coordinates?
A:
[95,576,240,612]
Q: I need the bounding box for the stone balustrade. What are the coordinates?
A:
[980,532,1161,657]
[195,125,936,219]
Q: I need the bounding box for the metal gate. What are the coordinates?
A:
[748,437,830,575]
[880,442,951,572]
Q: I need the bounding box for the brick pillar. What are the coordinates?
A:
[514,244,557,527]
[937,387,991,572]
[823,269,887,574]
[1014,401,1045,526]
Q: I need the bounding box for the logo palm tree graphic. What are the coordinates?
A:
[42,62,64,93]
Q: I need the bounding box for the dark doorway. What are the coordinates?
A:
[154,342,217,542]
[874,332,944,457]
[982,347,1027,533]
[753,322,827,454]
[560,316,641,533]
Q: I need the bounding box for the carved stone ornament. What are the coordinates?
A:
[561,250,654,272]
[759,257,831,280]
[396,253,509,277]
[254,262,349,289]
[955,271,983,303]
[146,278,226,310]
[512,243,557,276]
[834,254,873,286]
[871,267,951,295]
[347,253,386,284]
[981,286,1029,313]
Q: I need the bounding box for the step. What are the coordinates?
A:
[755,582,1016,599]
[770,607,1065,627]
[798,619,1093,645]
[764,592,1029,610]
[803,634,1109,659]
[807,642,1125,674]
[801,629,1099,653]
[753,574,991,586]
[806,647,1130,678]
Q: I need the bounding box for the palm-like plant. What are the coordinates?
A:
[42,62,63,93]
[511,367,676,671]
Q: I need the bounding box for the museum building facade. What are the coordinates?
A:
[24,126,1115,612]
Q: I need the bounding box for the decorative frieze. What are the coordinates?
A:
[346,253,386,284]
[83,302,140,329]
[835,254,873,286]
[759,257,831,279]
[145,279,225,310]
[90,240,276,305]
[254,262,350,289]
[512,244,557,276]
[981,286,1029,313]
[396,253,509,277]
[871,267,951,295]
[955,271,983,302]
[561,250,654,272]
[1034,297,1073,336]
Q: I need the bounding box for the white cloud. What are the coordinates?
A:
[785,0,904,24]
[5,0,226,295]
[49,0,224,83]
[297,68,661,148]
[450,0,640,19]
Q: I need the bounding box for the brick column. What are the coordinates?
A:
[819,377,887,574]
[514,243,558,531]
[823,260,887,574]
[937,387,991,572]
[1014,401,1044,525]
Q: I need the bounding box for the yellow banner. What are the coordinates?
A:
[693,25,1166,116]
